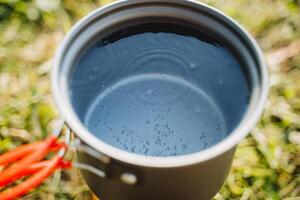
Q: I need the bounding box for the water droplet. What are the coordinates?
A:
[189,62,197,69]
[131,146,136,153]
[146,89,153,95]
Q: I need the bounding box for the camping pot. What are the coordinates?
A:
[52,0,268,200]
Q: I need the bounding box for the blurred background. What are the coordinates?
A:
[0,0,299,199]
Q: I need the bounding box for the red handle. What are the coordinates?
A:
[0,136,57,187]
[0,136,71,200]
[0,140,66,167]
[2,159,72,185]
[25,159,72,174]
[0,156,63,200]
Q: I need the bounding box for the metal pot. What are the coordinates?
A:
[52,0,268,200]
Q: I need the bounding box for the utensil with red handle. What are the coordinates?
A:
[0,135,71,200]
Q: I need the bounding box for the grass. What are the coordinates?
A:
[0,0,299,199]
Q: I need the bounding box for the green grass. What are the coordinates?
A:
[0,0,299,199]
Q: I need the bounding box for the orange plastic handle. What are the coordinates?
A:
[0,135,71,200]
[0,140,66,167]
[1,159,72,186]
[0,136,58,187]
[0,156,63,200]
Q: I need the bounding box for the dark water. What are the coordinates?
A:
[70,25,250,157]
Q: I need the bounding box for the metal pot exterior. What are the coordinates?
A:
[77,143,236,200]
[52,1,268,200]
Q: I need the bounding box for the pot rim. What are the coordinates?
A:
[52,0,269,168]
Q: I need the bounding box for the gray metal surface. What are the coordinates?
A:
[52,0,268,199]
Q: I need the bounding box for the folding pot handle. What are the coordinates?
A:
[73,136,139,186]
[61,122,110,179]
[56,120,139,185]
[73,138,111,179]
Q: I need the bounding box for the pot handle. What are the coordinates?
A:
[72,138,138,185]
[61,123,110,179]
[55,120,139,186]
